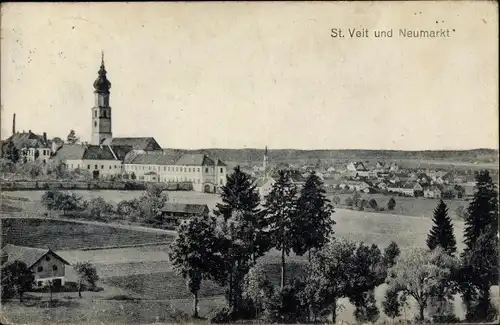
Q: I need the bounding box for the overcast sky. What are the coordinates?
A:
[1,2,498,150]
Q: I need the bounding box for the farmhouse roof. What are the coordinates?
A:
[215,158,227,167]
[1,244,69,268]
[161,203,209,215]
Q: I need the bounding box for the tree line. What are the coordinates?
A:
[169,167,498,323]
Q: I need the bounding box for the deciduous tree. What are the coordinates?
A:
[169,214,224,318]
[74,262,99,298]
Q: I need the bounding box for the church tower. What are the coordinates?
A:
[263,145,269,177]
[91,52,112,145]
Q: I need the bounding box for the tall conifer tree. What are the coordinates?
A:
[460,170,499,321]
[427,199,457,255]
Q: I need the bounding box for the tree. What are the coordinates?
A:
[332,195,341,205]
[386,247,458,322]
[294,172,335,260]
[382,285,403,322]
[1,261,34,302]
[263,170,298,290]
[304,239,356,323]
[348,243,386,322]
[169,214,224,318]
[368,198,378,210]
[214,165,268,263]
[74,262,99,298]
[426,200,457,255]
[86,197,114,220]
[383,241,401,269]
[66,129,79,144]
[137,184,169,224]
[387,197,396,210]
[460,170,499,321]
[2,140,19,163]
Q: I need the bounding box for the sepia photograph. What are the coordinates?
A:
[0,2,498,324]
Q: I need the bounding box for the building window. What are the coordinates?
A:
[103,110,107,118]
[198,168,201,172]
[205,168,209,173]
[52,265,58,271]
[188,168,191,172]
[101,165,104,169]
[45,256,51,261]
[95,110,97,118]
[95,165,98,170]
[37,266,43,272]
[71,164,73,169]
[88,165,91,169]
[94,121,97,127]
[164,167,166,171]
[220,168,223,173]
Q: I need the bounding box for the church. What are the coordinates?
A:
[53,53,227,193]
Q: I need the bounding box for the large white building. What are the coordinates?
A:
[52,54,227,193]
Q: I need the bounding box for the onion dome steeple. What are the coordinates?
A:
[93,51,111,93]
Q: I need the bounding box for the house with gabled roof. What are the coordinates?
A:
[1,244,70,288]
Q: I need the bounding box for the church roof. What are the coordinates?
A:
[103,137,162,151]
[53,144,123,161]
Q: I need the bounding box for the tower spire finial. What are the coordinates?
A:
[101,50,105,67]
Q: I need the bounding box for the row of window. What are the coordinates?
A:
[26,149,50,156]
[68,163,225,174]
[126,165,224,173]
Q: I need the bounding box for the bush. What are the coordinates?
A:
[210,307,233,324]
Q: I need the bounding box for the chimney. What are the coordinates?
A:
[12,114,16,135]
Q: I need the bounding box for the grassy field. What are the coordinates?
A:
[0,218,175,250]
[327,193,470,219]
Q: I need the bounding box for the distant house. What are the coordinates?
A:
[4,131,52,163]
[376,161,386,169]
[327,167,336,173]
[255,177,276,198]
[346,161,367,172]
[377,182,388,190]
[1,244,70,288]
[401,183,416,197]
[424,187,442,199]
[463,182,476,198]
[323,179,341,191]
[144,171,159,182]
[413,183,424,192]
[389,162,399,172]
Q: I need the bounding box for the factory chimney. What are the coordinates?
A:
[12,114,16,135]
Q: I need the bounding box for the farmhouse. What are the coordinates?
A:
[1,244,70,288]
[161,203,209,225]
